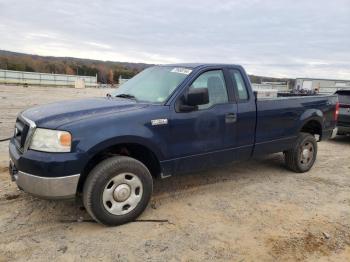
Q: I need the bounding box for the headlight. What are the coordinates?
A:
[30,128,72,152]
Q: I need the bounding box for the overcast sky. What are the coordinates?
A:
[0,0,349,78]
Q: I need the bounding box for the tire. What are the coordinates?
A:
[284,132,318,173]
[83,156,153,226]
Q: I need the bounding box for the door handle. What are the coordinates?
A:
[225,113,237,123]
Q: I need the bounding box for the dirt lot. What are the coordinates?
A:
[0,85,349,261]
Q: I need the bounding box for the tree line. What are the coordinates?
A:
[0,50,292,85]
[0,50,149,84]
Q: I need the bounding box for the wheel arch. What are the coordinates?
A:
[299,118,323,137]
[77,137,163,192]
[299,110,324,139]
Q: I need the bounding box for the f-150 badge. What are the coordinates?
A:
[151,119,168,126]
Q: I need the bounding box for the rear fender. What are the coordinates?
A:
[298,109,323,135]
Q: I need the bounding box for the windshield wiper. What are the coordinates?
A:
[115,93,138,101]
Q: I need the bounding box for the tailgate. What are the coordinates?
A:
[336,90,350,126]
[338,105,350,126]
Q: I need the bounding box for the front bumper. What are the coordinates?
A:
[9,159,80,199]
[9,137,83,199]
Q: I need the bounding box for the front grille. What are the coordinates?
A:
[14,116,35,152]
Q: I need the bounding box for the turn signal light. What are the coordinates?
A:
[59,132,72,147]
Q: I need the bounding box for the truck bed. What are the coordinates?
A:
[254,93,338,155]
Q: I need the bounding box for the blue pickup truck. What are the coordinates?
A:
[9,64,338,226]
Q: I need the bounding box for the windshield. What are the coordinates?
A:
[112,66,192,103]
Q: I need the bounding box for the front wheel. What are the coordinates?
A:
[284,132,318,173]
[83,156,153,226]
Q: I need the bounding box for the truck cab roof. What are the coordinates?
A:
[162,63,242,69]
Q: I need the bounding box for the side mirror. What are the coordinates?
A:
[186,88,209,106]
[177,87,209,112]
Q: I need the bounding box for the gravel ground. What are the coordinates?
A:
[0,85,349,261]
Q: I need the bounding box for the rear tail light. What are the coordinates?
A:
[334,102,340,121]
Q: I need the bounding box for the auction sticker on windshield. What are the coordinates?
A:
[171,68,192,75]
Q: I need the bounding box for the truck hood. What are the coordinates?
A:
[22,97,148,129]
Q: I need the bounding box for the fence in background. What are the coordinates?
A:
[252,83,290,92]
[0,69,97,87]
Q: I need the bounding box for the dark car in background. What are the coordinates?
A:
[335,90,350,135]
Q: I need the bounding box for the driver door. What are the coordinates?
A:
[168,69,238,174]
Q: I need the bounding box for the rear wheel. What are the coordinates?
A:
[83,156,153,226]
[284,132,317,173]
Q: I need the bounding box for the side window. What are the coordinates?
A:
[229,69,249,101]
[190,70,228,109]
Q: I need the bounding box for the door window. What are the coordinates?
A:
[229,69,249,101]
[190,70,228,109]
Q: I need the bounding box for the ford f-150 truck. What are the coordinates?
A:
[9,64,339,226]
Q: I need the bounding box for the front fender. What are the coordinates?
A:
[85,135,165,161]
